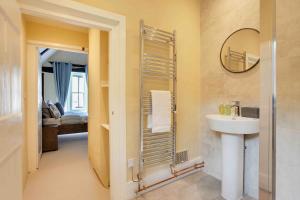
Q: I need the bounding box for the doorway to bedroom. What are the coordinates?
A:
[41,49,89,152]
[24,14,111,200]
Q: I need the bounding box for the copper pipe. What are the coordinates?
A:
[138,162,204,193]
[174,164,204,177]
[169,162,204,175]
[173,162,204,176]
[139,175,177,192]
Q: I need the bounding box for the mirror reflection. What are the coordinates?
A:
[220,28,260,73]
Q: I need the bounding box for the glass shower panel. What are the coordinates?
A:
[275,0,300,199]
[260,0,275,199]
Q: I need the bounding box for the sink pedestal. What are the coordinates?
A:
[222,133,244,200]
[206,114,259,200]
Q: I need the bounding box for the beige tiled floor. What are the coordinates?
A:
[135,172,256,200]
[24,132,109,200]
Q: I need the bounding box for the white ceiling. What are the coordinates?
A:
[43,50,88,67]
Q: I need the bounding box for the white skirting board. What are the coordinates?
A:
[126,157,204,200]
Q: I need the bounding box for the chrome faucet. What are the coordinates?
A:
[231,101,240,117]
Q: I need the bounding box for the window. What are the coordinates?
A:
[65,72,87,112]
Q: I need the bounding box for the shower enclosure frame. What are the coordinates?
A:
[259,0,276,199]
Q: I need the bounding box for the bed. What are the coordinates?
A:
[42,101,88,151]
[43,112,88,135]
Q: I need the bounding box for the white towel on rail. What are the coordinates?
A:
[150,90,171,133]
[246,53,259,69]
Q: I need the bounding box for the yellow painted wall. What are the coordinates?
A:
[25,20,88,49]
[74,0,202,179]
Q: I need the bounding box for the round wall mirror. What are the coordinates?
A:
[220,28,260,73]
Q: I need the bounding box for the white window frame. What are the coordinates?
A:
[66,72,87,112]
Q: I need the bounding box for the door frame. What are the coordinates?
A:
[26,42,88,171]
[19,1,127,200]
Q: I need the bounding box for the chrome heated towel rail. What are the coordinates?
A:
[138,20,177,186]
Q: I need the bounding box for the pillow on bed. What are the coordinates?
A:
[55,102,65,116]
[42,108,52,118]
[48,101,61,119]
[42,100,48,109]
[42,100,53,118]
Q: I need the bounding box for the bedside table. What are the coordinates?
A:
[42,125,59,152]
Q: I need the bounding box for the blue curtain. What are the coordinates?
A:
[85,65,88,83]
[53,62,72,107]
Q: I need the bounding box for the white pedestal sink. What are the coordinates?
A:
[206,114,259,200]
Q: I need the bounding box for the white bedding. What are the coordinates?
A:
[42,118,61,126]
[43,112,88,125]
[63,112,88,123]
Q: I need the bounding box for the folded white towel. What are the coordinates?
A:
[150,90,171,133]
[246,53,259,69]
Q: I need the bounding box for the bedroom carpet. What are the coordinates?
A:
[23,132,109,200]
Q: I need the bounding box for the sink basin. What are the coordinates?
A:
[206,114,259,200]
[206,114,259,134]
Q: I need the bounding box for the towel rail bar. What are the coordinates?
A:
[144,33,173,42]
[143,69,175,76]
[143,30,174,40]
[144,159,173,167]
[144,58,174,65]
[144,53,173,61]
[143,145,174,153]
[144,157,173,166]
[143,134,173,141]
[144,155,173,163]
[143,129,173,134]
[144,64,174,70]
[144,24,174,35]
[144,37,174,46]
[143,143,173,151]
[143,137,173,144]
[143,74,173,79]
[143,151,173,159]
[144,27,173,38]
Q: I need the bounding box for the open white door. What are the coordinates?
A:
[0,0,23,200]
[38,53,43,161]
[26,45,42,171]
